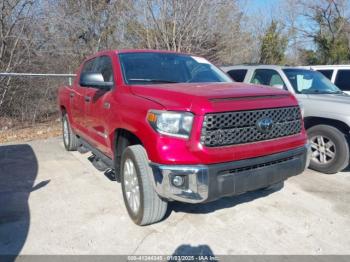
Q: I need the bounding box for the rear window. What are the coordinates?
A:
[335,69,350,91]
[227,69,247,82]
[317,69,333,80]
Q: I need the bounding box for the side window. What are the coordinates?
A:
[317,69,333,80]
[251,69,286,89]
[81,59,95,75]
[79,58,97,85]
[185,60,221,82]
[94,56,114,83]
[227,69,247,82]
[335,69,350,91]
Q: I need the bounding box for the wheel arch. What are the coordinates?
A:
[113,128,144,180]
[304,116,350,135]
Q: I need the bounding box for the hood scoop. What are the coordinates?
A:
[210,94,289,102]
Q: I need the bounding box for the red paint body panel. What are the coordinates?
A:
[58,50,307,165]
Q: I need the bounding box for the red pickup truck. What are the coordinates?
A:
[58,50,309,225]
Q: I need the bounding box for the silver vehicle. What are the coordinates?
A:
[303,65,350,95]
[222,65,350,174]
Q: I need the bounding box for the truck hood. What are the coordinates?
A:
[130,82,297,114]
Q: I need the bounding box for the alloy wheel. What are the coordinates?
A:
[123,159,140,214]
[310,135,336,164]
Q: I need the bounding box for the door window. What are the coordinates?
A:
[79,58,97,85]
[335,69,350,91]
[81,59,96,75]
[251,69,286,89]
[227,69,247,82]
[94,56,114,83]
[79,56,114,85]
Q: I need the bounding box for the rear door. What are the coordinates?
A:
[84,55,115,155]
[70,58,97,135]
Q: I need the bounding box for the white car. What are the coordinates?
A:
[303,65,350,95]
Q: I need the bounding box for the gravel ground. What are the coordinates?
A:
[0,137,349,255]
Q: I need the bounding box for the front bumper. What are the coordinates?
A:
[150,145,309,203]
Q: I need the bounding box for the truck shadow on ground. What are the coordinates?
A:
[166,185,281,216]
[0,144,49,258]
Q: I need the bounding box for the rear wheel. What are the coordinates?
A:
[121,145,168,225]
[62,113,79,151]
[308,125,349,174]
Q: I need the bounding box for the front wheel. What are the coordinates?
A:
[121,145,168,226]
[308,125,349,174]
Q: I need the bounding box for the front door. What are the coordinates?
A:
[84,55,115,156]
[70,58,97,135]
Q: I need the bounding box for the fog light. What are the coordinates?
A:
[172,175,185,187]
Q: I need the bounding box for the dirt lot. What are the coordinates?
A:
[0,137,349,255]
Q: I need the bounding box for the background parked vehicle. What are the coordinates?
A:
[58,51,309,225]
[302,65,350,95]
[222,65,350,174]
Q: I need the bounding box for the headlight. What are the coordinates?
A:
[147,110,194,139]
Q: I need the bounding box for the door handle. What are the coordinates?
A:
[84,96,91,102]
[70,92,75,98]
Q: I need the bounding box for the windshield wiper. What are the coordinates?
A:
[327,90,344,94]
[128,78,179,83]
[300,90,320,94]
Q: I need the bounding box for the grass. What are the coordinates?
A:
[0,119,62,144]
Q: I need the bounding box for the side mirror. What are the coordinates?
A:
[80,73,113,90]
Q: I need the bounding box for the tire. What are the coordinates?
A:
[121,145,168,225]
[62,113,79,151]
[308,125,349,174]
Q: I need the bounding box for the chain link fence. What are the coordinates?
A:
[0,73,75,131]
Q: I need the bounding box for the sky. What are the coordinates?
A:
[239,0,280,16]
[238,0,316,50]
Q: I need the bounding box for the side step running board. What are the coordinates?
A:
[77,138,118,181]
[77,145,89,154]
[78,138,114,168]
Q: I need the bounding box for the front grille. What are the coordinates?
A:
[201,106,302,147]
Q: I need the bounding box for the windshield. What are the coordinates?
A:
[283,69,342,94]
[118,52,232,85]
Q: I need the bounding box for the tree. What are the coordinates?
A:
[259,20,288,64]
[0,0,39,118]
[127,0,254,64]
[300,0,350,64]
[298,49,319,65]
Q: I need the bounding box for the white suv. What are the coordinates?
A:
[222,65,350,174]
[304,65,350,95]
